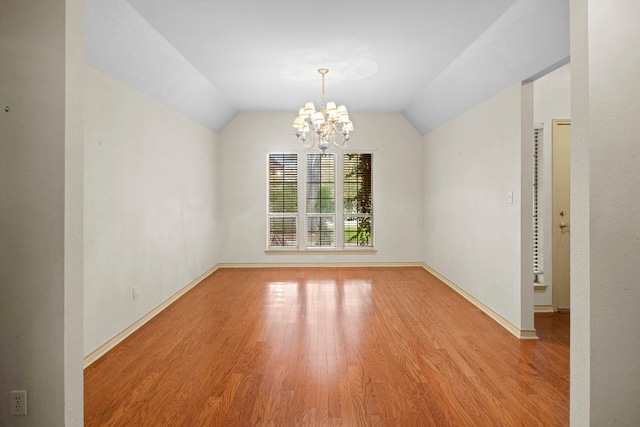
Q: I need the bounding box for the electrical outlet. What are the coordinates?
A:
[133,287,139,300]
[11,390,27,416]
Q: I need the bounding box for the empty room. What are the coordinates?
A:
[2,0,640,425]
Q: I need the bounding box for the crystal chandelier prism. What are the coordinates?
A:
[292,68,353,155]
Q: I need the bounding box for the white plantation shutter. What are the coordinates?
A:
[533,125,543,276]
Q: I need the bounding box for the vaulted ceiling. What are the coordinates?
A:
[85,0,569,134]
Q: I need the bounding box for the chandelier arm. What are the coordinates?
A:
[297,133,314,149]
[293,68,352,153]
[334,135,349,149]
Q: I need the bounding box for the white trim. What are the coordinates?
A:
[534,282,548,291]
[217,261,421,268]
[421,263,539,340]
[83,264,220,369]
[519,329,539,339]
[534,304,554,313]
[264,249,377,255]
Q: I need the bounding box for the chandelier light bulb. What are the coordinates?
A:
[293,68,353,155]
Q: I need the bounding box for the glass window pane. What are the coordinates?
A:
[307,154,335,214]
[344,153,372,214]
[306,216,336,248]
[269,154,298,214]
[268,154,298,248]
[344,216,373,247]
[269,217,297,247]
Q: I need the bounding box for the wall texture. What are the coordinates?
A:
[571,0,640,424]
[0,0,83,424]
[532,63,571,307]
[423,83,533,331]
[217,112,424,264]
[83,66,219,356]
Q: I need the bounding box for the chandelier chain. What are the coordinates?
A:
[321,70,326,105]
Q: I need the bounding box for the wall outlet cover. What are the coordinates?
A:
[11,390,27,416]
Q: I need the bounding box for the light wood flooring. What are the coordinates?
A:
[84,267,569,426]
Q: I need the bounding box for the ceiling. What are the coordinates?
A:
[84,0,569,134]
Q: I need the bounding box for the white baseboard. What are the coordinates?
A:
[83,264,220,368]
[421,264,538,340]
[534,304,554,313]
[84,262,540,368]
[215,261,425,268]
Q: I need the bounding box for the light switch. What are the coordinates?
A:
[507,191,513,204]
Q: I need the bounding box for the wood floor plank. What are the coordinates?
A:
[85,267,569,426]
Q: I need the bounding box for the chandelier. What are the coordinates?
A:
[292,68,353,155]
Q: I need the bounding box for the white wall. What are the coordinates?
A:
[217,112,424,264]
[423,83,533,331]
[83,66,219,355]
[532,63,571,307]
[571,0,640,424]
[0,0,84,424]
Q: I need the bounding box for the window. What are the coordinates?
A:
[344,153,373,247]
[306,153,336,247]
[267,152,373,250]
[268,154,298,248]
[533,125,543,279]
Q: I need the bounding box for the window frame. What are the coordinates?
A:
[342,152,374,249]
[266,152,301,251]
[304,153,337,249]
[266,149,375,253]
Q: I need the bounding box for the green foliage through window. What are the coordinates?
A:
[344,153,373,247]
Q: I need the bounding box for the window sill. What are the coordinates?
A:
[265,249,377,255]
[534,282,548,291]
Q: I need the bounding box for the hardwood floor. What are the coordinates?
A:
[84,267,569,426]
